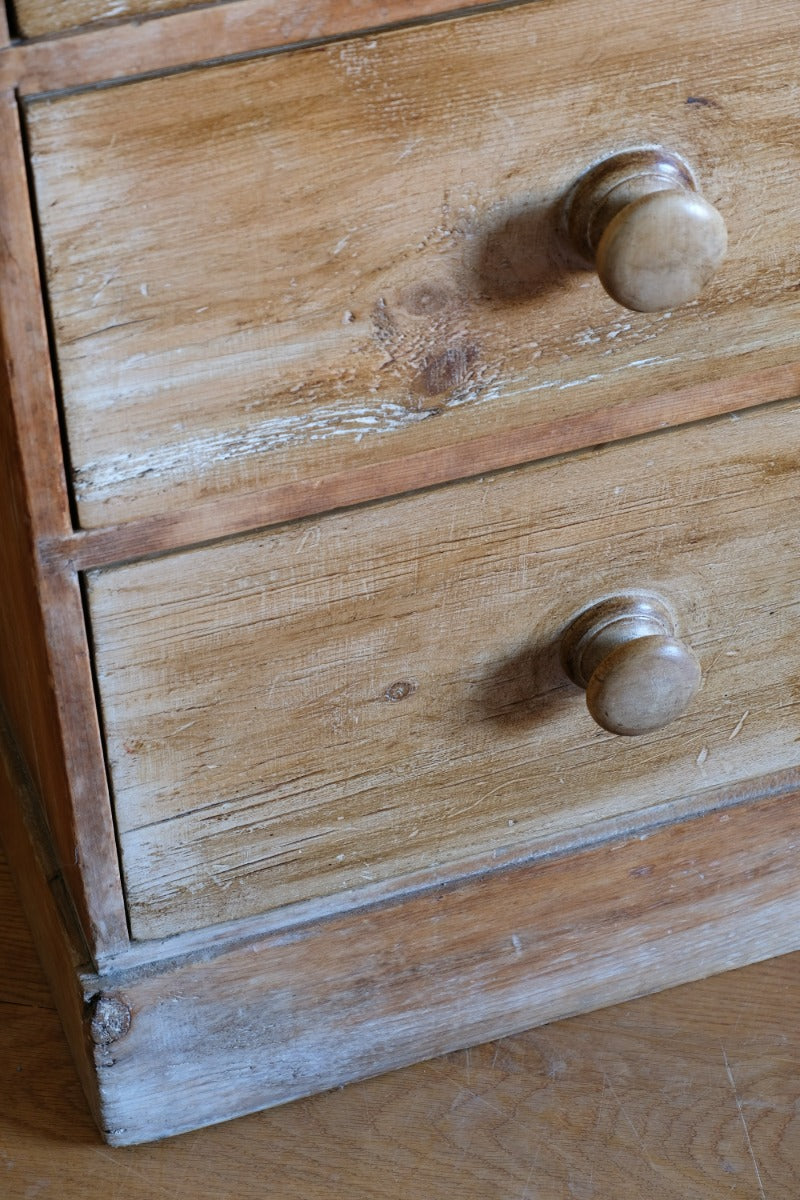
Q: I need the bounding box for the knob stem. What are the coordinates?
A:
[561,594,674,688]
[564,147,727,312]
[561,593,701,736]
[566,149,698,263]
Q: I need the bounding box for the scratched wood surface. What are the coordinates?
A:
[10,0,499,39]
[86,400,800,937]
[0,89,128,957]
[2,0,506,92]
[3,843,800,1195]
[24,0,800,529]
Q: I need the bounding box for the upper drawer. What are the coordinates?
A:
[87,401,800,940]
[10,0,190,36]
[9,0,491,41]
[25,0,800,530]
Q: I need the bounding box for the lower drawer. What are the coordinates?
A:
[87,400,800,940]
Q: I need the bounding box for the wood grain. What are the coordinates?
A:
[0,88,128,956]
[4,839,800,1192]
[10,0,503,40]
[86,400,800,937]
[0,715,105,1133]
[0,0,509,94]
[0,830,52,1008]
[43,359,800,572]
[72,781,800,1143]
[24,0,800,529]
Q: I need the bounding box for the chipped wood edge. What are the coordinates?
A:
[42,361,800,573]
[87,779,800,1144]
[0,0,516,95]
[0,87,129,955]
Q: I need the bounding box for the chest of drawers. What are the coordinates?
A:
[1,0,800,1144]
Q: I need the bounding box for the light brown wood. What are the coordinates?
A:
[0,715,105,1132]
[6,643,800,1149]
[85,400,800,937]
[11,0,500,39]
[3,0,800,1152]
[34,359,800,573]
[0,89,128,957]
[4,837,800,1194]
[562,593,702,736]
[24,0,800,529]
[1,0,507,94]
[566,147,727,312]
[35,359,800,573]
[598,189,727,312]
[587,634,702,736]
[53,776,800,1143]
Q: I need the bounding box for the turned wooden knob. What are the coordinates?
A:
[560,594,701,736]
[565,149,727,312]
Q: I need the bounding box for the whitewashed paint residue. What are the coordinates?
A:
[72,349,675,501]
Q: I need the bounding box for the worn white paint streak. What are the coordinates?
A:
[729,711,750,741]
[558,374,604,390]
[73,400,432,498]
[614,356,681,370]
[71,340,703,499]
[74,366,503,499]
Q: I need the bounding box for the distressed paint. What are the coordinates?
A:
[87,401,800,937]
[11,0,503,39]
[24,0,800,527]
[82,781,800,1143]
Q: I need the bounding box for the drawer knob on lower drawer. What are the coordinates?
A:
[565,148,727,312]
[560,594,701,736]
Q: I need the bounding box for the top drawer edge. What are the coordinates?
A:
[47,371,800,575]
[6,0,505,53]
[22,0,800,544]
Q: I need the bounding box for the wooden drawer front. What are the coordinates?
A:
[10,0,182,35]
[10,0,495,41]
[87,402,800,940]
[26,0,800,530]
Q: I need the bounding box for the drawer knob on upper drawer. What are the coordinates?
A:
[565,148,727,312]
[560,594,701,736]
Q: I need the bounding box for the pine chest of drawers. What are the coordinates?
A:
[1,0,800,1144]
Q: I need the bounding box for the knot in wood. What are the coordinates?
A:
[384,680,417,702]
[89,994,132,1046]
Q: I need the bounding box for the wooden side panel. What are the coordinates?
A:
[10,0,500,41]
[87,401,800,938]
[25,0,800,529]
[0,714,103,1131]
[93,779,800,1144]
[0,90,128,955]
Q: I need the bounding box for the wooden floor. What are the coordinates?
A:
[2,842,800,1198]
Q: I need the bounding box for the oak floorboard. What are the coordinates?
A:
[2,840,799,1197]
[0,853,51,1008]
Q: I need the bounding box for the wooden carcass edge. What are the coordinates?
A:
[3,679,799,1145]
[64,768,800,1144]
[0,87,129,956]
